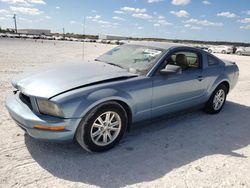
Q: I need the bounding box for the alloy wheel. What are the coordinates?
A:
[213,89,225,111]
[90,111,122,146]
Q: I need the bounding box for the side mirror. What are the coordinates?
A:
[160,64,182,75]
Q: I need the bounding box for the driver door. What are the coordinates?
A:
[151,50,207,118]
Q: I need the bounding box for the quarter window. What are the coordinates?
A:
[208,55,218,66]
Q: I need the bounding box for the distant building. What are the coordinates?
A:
[98,34,128,40]
[17,29,51,35]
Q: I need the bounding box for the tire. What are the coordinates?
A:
[237,51,242,56]
[204,84,227,114]
[208,49,212,53]
[75,101,128,152]
[222,50,226,54]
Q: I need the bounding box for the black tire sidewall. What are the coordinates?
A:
[205,84,227,114]
[77,102,127,152]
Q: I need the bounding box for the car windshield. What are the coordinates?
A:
[96,45,164,74]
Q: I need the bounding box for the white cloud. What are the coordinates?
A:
[202,0,211,5]
[190,26,202,30]
[0,0,46,5]
[151,15,172,26]
[240,25,250,30]
[157,19,172,25]
[101,25,113,28]
[86,15,101,20]
[28,0,45,4]
[114,10,124,14]
[0,0,31,6]
[88,16,117,28]
[158,15,165,19]
[184,24,202,30]
[112,16,126,21]
[137,26,144,29]
[238,18,250,24]
[45,15,51,19]
[121,7,146,13]
[217,11,236,18]
[56,6,60,9]
[171,0,190,6]
[10,6,43,15]
[1,0,25,4]
[132,13,152,19]
[70,20,78,24]
[184,18,223,27]
[244,10,250,15]
[170,10,190,18]
[98,20,110,24]
[0,17,6,20]
[154,23,160,27]
[0,9,10,14]
[148,0,163,3]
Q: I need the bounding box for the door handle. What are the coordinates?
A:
[197,76,204,81]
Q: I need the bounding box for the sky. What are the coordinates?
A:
[0,0,250,42]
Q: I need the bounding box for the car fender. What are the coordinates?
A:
[206,74,230,98]
[73,88,135,119]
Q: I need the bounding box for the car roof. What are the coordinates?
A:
[127,41,188,50]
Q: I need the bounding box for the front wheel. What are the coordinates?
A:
[76,102,128,152]
[204,84,227,114]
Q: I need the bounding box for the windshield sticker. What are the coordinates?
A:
[143,49,161,57]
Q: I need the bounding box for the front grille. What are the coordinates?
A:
[19,93,32,110]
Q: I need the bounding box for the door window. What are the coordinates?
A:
[165,51,200,70]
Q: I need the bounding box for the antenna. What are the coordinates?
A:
[62,27,65,39]
[13,14,17,33]
[82,16,86,61]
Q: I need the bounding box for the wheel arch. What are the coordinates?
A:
[207,78,230,99]
[112,99,133,131]
[78,97,133,131]
[220,81,230,94]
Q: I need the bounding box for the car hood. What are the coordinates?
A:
[12,61,138,99]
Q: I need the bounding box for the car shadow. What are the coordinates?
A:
[25,101,250,188]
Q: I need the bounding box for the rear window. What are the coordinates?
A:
[208,55,218,66]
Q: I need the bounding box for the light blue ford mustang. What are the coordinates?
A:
[5,42,239,152]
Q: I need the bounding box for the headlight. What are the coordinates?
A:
[36,99,64,117]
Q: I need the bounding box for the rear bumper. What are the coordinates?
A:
[5,94,81,142]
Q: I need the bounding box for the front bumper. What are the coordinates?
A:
[5,94,81,142]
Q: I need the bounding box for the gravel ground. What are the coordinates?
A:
[0,38,250,188]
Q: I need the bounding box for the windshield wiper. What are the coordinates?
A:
[95,59,124,69]
[106,62,124,69]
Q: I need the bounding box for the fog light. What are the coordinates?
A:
[33,125,65,131]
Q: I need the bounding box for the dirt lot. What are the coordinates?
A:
[0,38,250,188]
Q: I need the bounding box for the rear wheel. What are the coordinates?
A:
[76,102,127,152]
[237,51,242,55]
[222,50,226,54]
[204,84,227,114]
